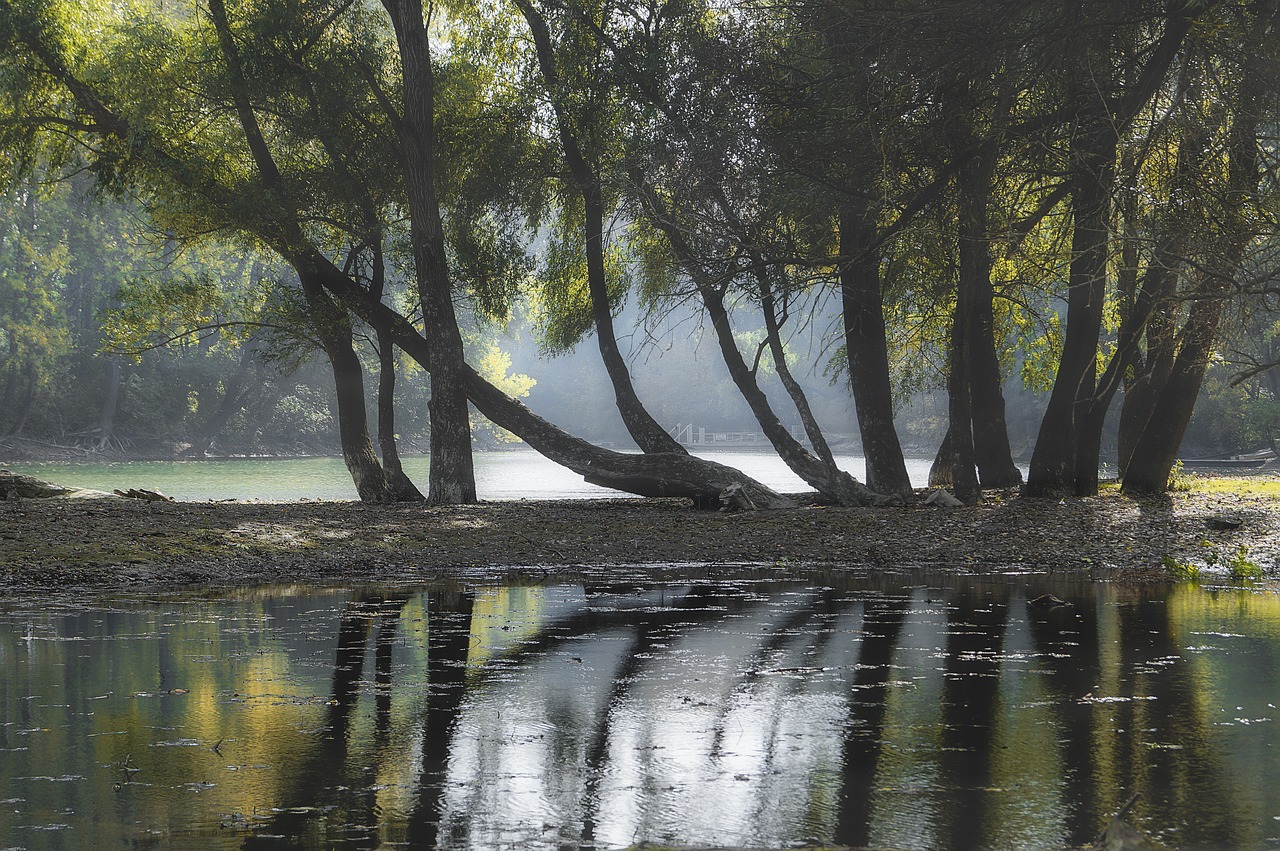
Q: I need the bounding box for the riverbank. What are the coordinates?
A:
[2,488,1278,589]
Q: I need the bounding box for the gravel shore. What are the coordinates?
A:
[2,488,1278,589]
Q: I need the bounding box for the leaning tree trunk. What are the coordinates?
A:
[311,256,798,507]
[515,0,686,455]
[700,283,891,506]
[1024,9,1192,497]
[631,184,892,505]
[1123,46,1262,492]
[1121,301,1225,493]
[758,277,841,474]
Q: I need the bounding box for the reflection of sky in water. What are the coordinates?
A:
[0,579,1278,849]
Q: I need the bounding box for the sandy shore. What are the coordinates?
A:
[0,489,1277,589]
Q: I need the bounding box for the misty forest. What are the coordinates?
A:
[3,0,1280,506]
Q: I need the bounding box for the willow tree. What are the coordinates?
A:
[0,0,793,507]
[1120,0,1279,492]
[1022,0,1197,497]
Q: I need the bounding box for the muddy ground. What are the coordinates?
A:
[1,487,1278,590]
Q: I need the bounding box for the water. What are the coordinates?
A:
[2,451,947,501]
[1,574,1277,849]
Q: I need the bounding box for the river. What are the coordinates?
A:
[3,450,952,501]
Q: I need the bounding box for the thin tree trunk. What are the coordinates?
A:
[758,280,840,472]
[376,324,425,501]
[514,0,685,455]
[381,0,477,505]
[632,183,892,505]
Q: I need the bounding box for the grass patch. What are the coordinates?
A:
[1179,476,1280,496]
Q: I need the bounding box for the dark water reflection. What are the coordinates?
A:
[2,574,1279,849]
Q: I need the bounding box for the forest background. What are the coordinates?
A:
[2,0,1280,504]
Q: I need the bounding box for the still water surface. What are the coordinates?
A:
[3,451,945,501]
[1,574,1277,849]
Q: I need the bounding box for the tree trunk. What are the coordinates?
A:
[1122,302,1225,492]
[381,0,477,505]
[1124,62,1262,492]
[1024,128,1115,497]
[759,279,840,473]
[947,278,982,504]
[953,144,1021,494]
[963,231,1021,488]
[7,360,37,439]
[929,426,955,487]
[839,207,913,498]
[192,344,256,455]
[700,283,890,506]
[314,257,798,507]
[376,324,426,501]
[1022,9,1194,497]
[629,182,893,505]
[514,0,686,455]
[324,301,397,504]
[0,337,18,433]
[97,356,122,450]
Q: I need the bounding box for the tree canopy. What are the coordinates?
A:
[2,0,1278,503]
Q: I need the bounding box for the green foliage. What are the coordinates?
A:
[470,343,535,445]
[1162,555,1201,582]
[1227,544,1264,582]
[1167,459,1193,492]
[1165,544,1265,584]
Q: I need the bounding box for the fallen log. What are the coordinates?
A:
[1,470,73,499]
[113,488,174,502]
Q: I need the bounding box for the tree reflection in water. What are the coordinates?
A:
[0,576,1273,850]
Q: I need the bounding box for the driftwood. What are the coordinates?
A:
[1,471,166,501]
[1,470,73,499]
[113,488,174,502]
